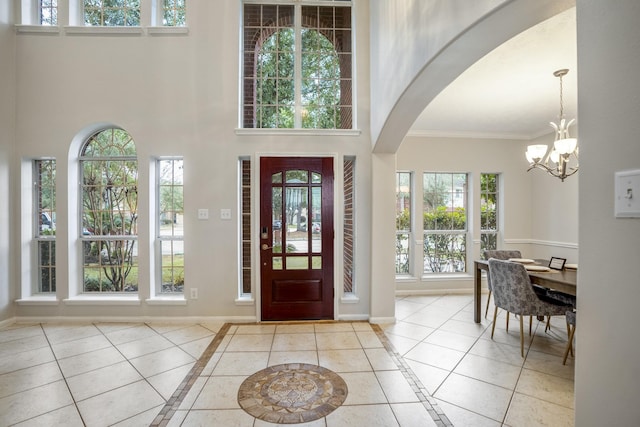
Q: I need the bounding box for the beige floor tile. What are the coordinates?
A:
[162,324,214,345]
[76,380,164,427]
[351,322,374,332]
[271,332,317,351]
[314,323,355,333]
[94,322,140,334]
[469,337,526,367]
[178,376,208,410]
[381,321,435,341]
[315,332,361,350]
[192,376,246,409]
[212,352,270,376]
[42,324,101,345]
[423,329,478,352]
[325,404,399,427]
[404,342,465,371]
[439,318,489,338]
[0,324,43,343]
[12,404,84,427]
[0,335,50,359]
[268,350,319,366]
[146,363,194,400]
[146,322,195,334]
[57,346,125,378]
[364,347,398,371]
[355,330,383,348]
[524,349,575,380]
[200,351,223,376]
[404,359,449,395]
[0,380,74,426]
[318,349,372,373]
[67,360,143,401]
[165,410,188,427]
[402,310,451,329]
[105,324,159,346]
[51,334,113,359]
[435,399,501,427]
[180,335,215,359]
[116,334,175,359]
[226,334,274,352]
[391,402,439,427]
[376,370,420,403]
[435,373,512,422]
[0,361,63,399]
[111,404,164,427]
[516,369,575,409]
[382,333,420,356]
[129,346,195,378]
[0,345,55,375]
[505,392,574,427]
[275,323,315,334]
[198,321,228,334]
[340,372,388,405]
[235,324,276,334]
[454,353,522,389]
[181,409,255,426]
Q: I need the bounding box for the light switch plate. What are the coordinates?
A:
[615,169,640,218]
[197,209,209,220]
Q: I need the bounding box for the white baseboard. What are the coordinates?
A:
[11,315,258,325]
[368,316,396,324]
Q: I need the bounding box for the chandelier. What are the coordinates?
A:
[525,69,578,181]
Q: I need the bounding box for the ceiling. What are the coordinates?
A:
[408,7,577,140]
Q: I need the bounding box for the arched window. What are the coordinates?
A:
[242,2,353,129]
[80,128,138,292]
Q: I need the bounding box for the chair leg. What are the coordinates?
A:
[506,312,510,332]
[529,315,533,336]
[491,306,498,339]
[545,316,551,332]
[563,324,576,365]
[485,290,492,318]
[519,315,525,357]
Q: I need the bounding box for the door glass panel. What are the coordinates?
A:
[311,187,321,253]
[312,172,321,183]
[273,257,283,270]
[272,172,282,183]
[286,187,308,255]
[286,170,308,183]
[312,256,322,269]
[286,257,308,270]
[272,188,283,252]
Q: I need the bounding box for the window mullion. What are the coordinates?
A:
[294,4,303,128]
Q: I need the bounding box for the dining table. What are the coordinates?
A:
[473,258,577,323]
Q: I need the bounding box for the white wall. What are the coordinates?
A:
[0,0,16,323]
[575,0,640,424]
[11,1,374,321]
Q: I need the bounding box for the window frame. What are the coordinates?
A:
[395,171,412,277]
[480,173,500,253]
[34,158,57,294]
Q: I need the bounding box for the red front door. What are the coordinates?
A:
[260,157,334,321]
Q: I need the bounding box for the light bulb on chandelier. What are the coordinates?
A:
[525,69,578,181]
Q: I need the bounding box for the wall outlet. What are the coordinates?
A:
[197,209,209,220]
[220,208,232,220]
[190,288,198,299]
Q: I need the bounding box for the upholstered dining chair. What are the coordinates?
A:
[482,250,523,318]
[488,258,572,357]
[563,309,576,365]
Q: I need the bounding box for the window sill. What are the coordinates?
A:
[15,25,61,34]
[63,295,141,305]
[340,294,360,304]
[147,26,189,36]
[64,26,144,36]
[146,296,187,306]
[421,273,473,281]
[16,296,59,306]
[235,297,255,306]
[235,128,361,137]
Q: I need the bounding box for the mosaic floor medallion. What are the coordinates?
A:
[238,363,348,424]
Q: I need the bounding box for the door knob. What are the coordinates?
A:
[261,244,273,250]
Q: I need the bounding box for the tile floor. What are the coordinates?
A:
[0,294,575,426]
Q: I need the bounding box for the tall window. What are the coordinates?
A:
[242,1,353,129]
[80,128,138,292]
[84,0,141,26]
[423,173,468,273]
[395,172,411,275]
[40,0,58,25]
[480,173,499,252]
[35,159,56,293]
[343,157,355,292]
[157,158,184,294]
[240,158,252,296]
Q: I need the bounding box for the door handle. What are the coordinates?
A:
[261,244,273,250]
